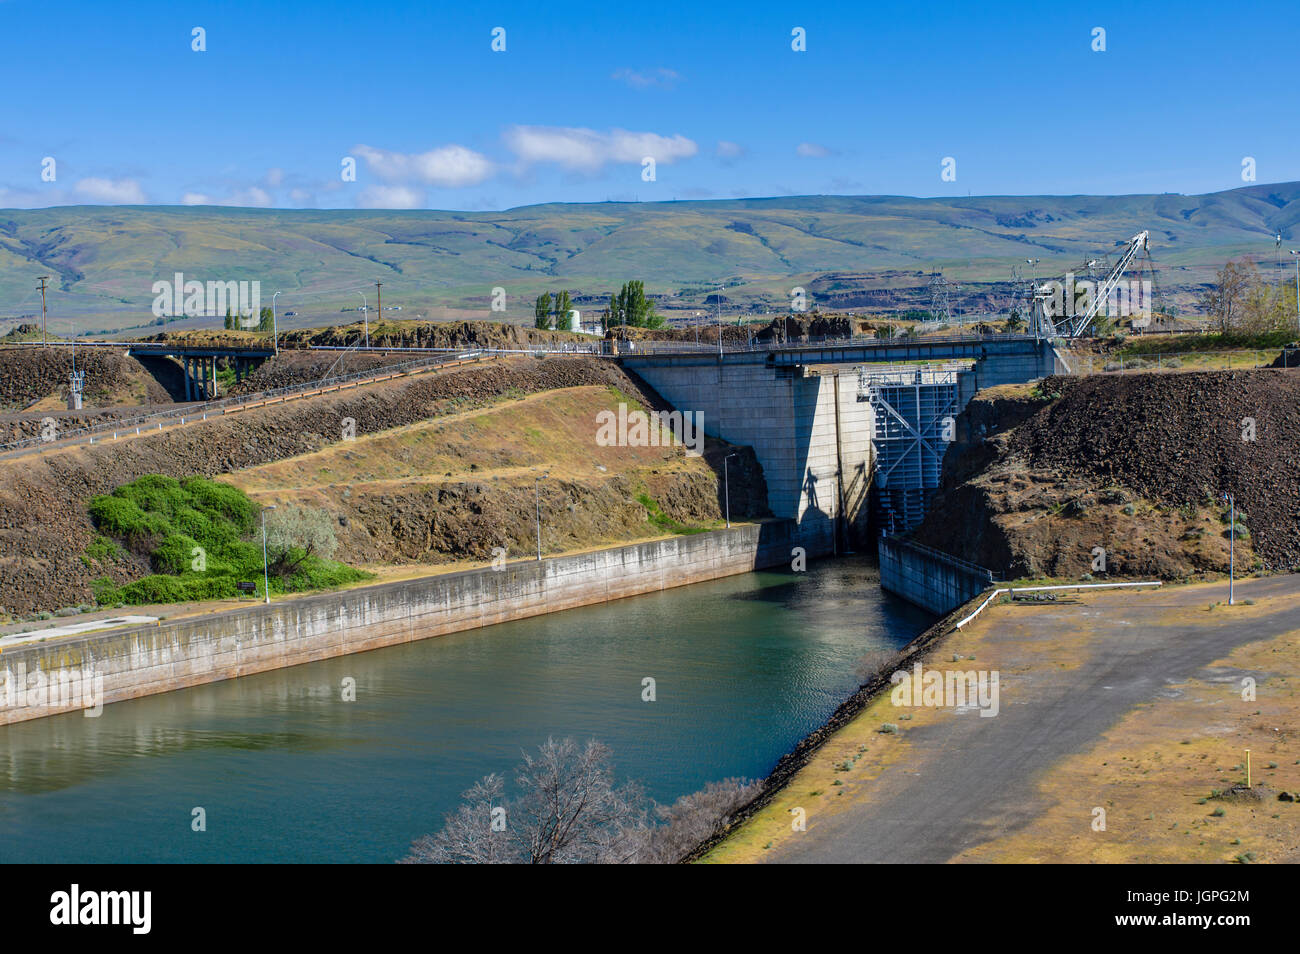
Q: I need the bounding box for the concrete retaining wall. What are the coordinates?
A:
[624,354,873,550]
[878,536,993,615]
[0,521,803,725]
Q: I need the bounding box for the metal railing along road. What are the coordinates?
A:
[0,349,485,457]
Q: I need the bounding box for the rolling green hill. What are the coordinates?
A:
[3,182,1299,333]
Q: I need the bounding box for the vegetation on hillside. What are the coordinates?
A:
[85,474,366,605]
[1200,258,1300,335]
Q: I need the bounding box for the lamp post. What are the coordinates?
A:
[357,290,370,349]
[261,504,277,604]
[1290,251,1300,334]
[271,290,280,354]
[1223,492,1235,606]
[535,473,549,560]
[723,453,736,528]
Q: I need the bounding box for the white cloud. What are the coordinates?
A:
[353,144,494,187]
[73,177,147,203]
[356,185,425,209]
[265,167,285,187]
[180,187,272,208]
[612,67,681,89]
[796,142,833,158]
[504,125,698,172]
[716,140,745,160]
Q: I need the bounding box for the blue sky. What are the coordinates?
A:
[2,0,1296,210]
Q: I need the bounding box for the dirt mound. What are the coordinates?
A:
[610,323,752,345]
[278,319,586,351]
[907,370,1300,581]
[0,347,170,411]
[1012,370,1300,570]
[753,315,853,342]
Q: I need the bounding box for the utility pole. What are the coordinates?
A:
[375,281,382,323]
[36,276,50,347]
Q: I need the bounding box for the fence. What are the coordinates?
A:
[1062,349,1288,375]
[0,349,484,457]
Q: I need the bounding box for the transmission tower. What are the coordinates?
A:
[928,272,955,325]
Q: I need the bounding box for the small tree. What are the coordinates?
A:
[534,292,552,330]
[612,280,663,329]
[264,504,338,579]
[1200,259,1256,334]
[552,290,572,331]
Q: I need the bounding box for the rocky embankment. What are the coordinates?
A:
[0,357,768,615]
[911,369,1300,580]
[0,346,170,411]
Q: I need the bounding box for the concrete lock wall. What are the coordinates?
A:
[625,356,873,551]
[878,536,993,616]
[0,521,805,726]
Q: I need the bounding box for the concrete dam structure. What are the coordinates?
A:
[622,334,1064,552]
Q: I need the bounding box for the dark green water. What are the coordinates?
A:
[0,557,930,863]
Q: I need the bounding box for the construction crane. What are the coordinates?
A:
[1030,230,1155,338]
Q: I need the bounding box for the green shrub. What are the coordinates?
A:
[85,475,369,606]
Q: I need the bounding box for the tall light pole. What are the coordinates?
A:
[535,473,549,560]
[261,504,277,604]
[1290,251,1300,333]
[1223,492,1235,606]
[357,290,370,349]
[723,453,737,528]
[271,290,281,354]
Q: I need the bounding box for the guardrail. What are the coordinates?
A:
[0,349,485,457]
[955,580,1164,630]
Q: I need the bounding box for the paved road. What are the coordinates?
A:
[773,574,1300,863]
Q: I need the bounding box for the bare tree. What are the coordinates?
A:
[1200,259,1257,333]
[512,738,646,864]
[400,774,516,864]
[636,777,763,863]
[402,738,646,865]
[401,738,760,864]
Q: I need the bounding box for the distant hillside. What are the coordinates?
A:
[3,183,1299,333]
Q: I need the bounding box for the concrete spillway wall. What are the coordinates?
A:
[878,536,994,616]
[0,521,804,726]
[623,353,872,550]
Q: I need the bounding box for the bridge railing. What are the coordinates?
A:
[618,330,1041,357]
[0,349,484,456]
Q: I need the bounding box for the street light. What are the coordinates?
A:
[357,290,370,349]
[1223,492,1235,606]
[271,290,280,355]
[261,504,277,604]
[535,473,549,560]
[723,453,737,528]
[1289,251,1300,333]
